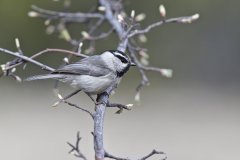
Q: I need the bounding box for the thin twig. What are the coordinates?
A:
[67,131,88,160]
[128,15,199,38]
[140,66,172,78]
[32,48,88,58]
[99,0,124,38]
[31,5,104,22]
[52,91,94,118]
[104,149,166,160]
[52,89,82,107]
[139,150,166,160]
[87,28,114,40]
[64,100,94,119]
[105,151,129,160]
[70,18,106,48]
[107,102,132,114]
[5,48,88,71]
[0,48,54,72]
[128,45,149,92]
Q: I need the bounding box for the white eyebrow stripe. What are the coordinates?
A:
[114,52,127,59]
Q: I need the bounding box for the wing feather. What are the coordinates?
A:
[52,55,112,77]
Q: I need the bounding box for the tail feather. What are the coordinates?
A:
[25,74,64,81]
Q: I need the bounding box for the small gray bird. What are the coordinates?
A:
[26,50,135,95]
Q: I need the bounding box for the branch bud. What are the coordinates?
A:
[79,42,83,48]
[135,13,146,22]
[84,47,94,54]
[117,14,124,23]
[139,50,149,66]
[159,5,166,18]
[138,35,147,43]
[15,75,22,83]
[140,57,149,66]
[57,93,63,100]
[44,19,51,26]
[60,28,71,41]
[98,6,106,11]
[191,13,200,21]
[77,42,83,54]
[135,92,140,102]
[1,64,6,72]
[63,57,69,64]
[52,101,60,107]
[46,25,55,35]
[28,11,39,17]
[160,69,173,78]
[179,13,200,23]
[15,38,20,49]
[126,104,133,108]
[139,51,149,59]
[131,10,135,18]
[11,68,16,73]
[81,31,90,39]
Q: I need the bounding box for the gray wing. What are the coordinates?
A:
[52,55,111,77]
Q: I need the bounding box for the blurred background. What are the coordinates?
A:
[0,0,240,160]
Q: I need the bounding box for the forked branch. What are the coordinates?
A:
[67,132,88,160]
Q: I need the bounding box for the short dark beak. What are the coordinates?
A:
[130,62,136,66]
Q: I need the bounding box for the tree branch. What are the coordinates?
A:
[128,45,149,93]
[139,150,166,160]
[105,151,129,160]
[4,48,87,71]
[128,14,199,38]
[104,149,166,160]
[0,48,55,72]
[67,131,88,160]
[107,102,132,114]
[64,100,94,119]
[30,5,104,22]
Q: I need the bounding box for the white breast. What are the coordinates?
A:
[70,73,116,95]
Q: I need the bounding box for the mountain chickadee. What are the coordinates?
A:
[26,50,135,95]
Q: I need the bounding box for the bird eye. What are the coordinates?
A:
[116,55,128,64]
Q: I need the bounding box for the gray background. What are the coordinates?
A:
[0,0,240,160]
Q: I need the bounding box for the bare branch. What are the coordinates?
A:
[93,84,118,160]
[30,5,104,22]
[107,102,132,114]
[140,66,173,78]
[32,48,88,59]
[0,48,54,72]
[67,131,88,160]
[99,0,124,38]
[105,151,129,160]
[4,48,87,71]
[93,101,107,160]
[52,89,82,107]
[104,149,166,160]
[139,150,166,160]
[52,89,93,118]
[128,45,149,93]
[15,38,23,55]
[128,14,199,38]
[86,28,114,40]
[64,100,94,119]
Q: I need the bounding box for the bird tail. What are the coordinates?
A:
[25,74,64,81]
